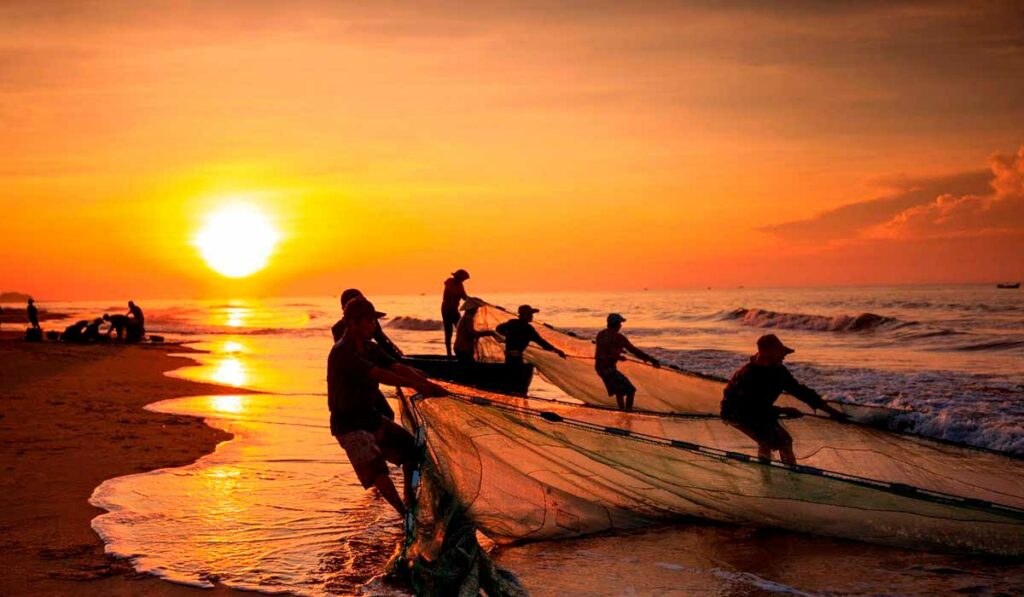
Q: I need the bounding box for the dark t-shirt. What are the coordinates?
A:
[441,278,467,314]
[129,305,144,326]
[327,337,397,435]
[720,356,826,422]
[494,318,556,354]
[27,304,38,325]
[594,329,634,370]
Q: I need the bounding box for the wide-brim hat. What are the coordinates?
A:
[757,333,794,355]
[452,269,470,280]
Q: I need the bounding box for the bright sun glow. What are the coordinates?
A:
[195,203,280,278]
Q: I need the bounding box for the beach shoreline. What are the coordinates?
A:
[0,332,247,595]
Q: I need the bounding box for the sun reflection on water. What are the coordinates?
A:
[210,395,245,414]
[211,357,247,387]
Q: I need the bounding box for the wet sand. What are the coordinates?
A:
[0,332,247,595]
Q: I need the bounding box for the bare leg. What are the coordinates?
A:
[615,393,625,411]
[756,443,772,463]
[625,391,636,412]
[373,473,408,518]
[444,321,454,357]
[779,446,797,465]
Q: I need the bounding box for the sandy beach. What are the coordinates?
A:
[0,333,246,595]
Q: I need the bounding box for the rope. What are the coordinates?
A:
[432,391,1024,521]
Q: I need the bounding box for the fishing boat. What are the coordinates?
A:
[401,354,534,394]
[996,282,1020,289]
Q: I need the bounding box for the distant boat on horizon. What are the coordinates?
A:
[996,282,1020,289]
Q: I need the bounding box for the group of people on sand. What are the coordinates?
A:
[326,272,850,520]
[59,301,146,343]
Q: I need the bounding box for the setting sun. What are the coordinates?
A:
[194,203,280,278]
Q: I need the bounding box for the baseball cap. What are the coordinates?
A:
[607,313,626,325]
[344,297,387,320]
[757,333,794,355]
[518,304,541,316]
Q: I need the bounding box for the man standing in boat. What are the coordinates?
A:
[495,304,566,365]
[331,288,403,359]
[721,334,849,464]
[328,297,447,519]
[441,269,470,357]
[595,313,661,411]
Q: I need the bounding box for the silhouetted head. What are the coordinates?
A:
[452,269,470,281]
[343,298,386,341]
[103,314,110,321]
[607,313,625,331]
[340,288,363,309]
[755,333,794,365]
[27,298,34,305]
[517,304,540,322]
[128,301,136,308]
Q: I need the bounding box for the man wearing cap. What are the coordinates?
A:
[595,313,661,411]
[721,334,849,464]
[327,297,448,518]
[453,297,496,365]
[441,269,470,357]
[331,288,403,359]
[494,305,566,366]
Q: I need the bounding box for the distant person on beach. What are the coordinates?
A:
[595,313,661,412]
[103,313,130,340]
[331,288,403,359]
[61,320,89,343]
[126,300,145,341]
[83,318,105,342]
[327,297,448,519]
[27,298,40,330]
[441,269,470,357]
[494,305,566,366]
[721,334,850,464]
[453,297,496,365]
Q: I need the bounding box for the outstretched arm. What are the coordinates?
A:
[369,364,448,397]
[531,329,566,358]
[781,370,848,420]
[623,338,660,367]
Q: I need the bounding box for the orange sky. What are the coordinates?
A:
[1,1,1022,300]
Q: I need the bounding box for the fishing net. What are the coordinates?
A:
[470,303,902,424]
[402,385,1024,556]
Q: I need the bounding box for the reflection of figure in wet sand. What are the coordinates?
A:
[327,298,447,518]
[720,334,848,464]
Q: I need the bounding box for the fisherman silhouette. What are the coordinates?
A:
[494,305,566,366]
[721,334,849,464]
[441,269,470,357]
[27,298,40,330]
[594,313,661,411]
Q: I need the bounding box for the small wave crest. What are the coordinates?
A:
[387,316,443,331]
[725,308,909,332]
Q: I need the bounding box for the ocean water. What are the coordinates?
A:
[53,285,1023,594]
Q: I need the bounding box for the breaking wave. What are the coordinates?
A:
[387,316,444,331]
[725,308,909,332]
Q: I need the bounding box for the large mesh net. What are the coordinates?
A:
[470,303,902,425]
[396,302,1024,557]
[402,386,1024,556]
